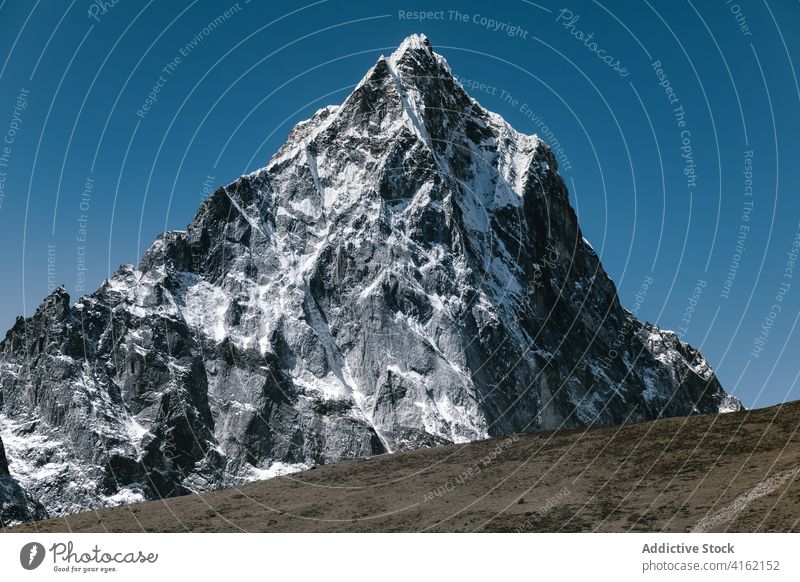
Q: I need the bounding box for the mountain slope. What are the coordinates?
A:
[9,401,796,533]
[0,34,740,524]
[0,435,45,526]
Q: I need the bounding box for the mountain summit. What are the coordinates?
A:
[0,34,740,524]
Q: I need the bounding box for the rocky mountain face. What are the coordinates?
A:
[1,435,46,525]
[0,34,741,524]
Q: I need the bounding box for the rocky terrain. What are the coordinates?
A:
[8,401,797,533]
[0,34,740,525]
[0,435,45,525]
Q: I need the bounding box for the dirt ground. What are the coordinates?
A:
[6,402,800,533]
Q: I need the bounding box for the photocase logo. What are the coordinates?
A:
[19,542,46,570]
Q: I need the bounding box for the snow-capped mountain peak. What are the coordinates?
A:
[0,35,740,524]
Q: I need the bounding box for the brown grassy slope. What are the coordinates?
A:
[7,401,800,533]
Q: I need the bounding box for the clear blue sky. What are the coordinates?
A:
[0,0,798,409]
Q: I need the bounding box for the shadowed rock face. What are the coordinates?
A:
[0,34,740,524]
[0,436,45,525]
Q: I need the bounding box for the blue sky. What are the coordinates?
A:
[0,0,798,409]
